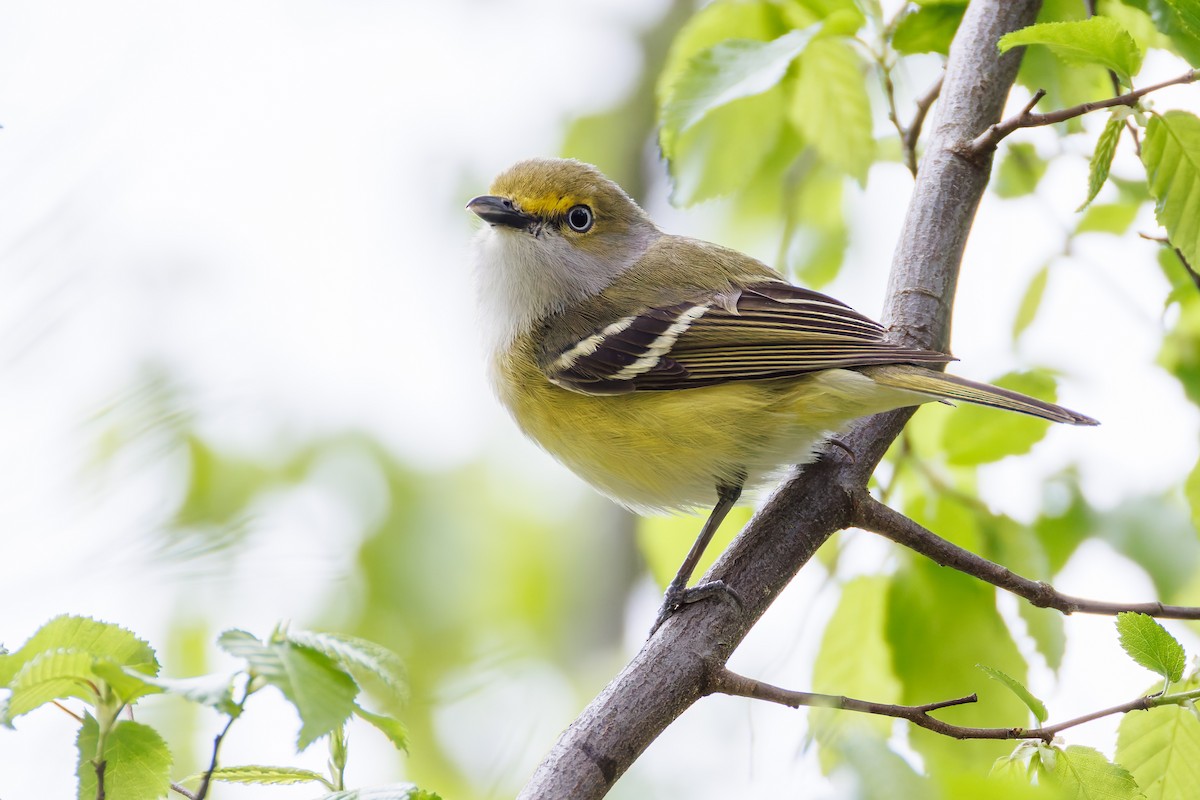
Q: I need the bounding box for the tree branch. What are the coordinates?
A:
[712,668,1200,743]
[518,3,1044,797]
[850,491,1200,619]
[903,75,945,177]
[969,68,1200,155]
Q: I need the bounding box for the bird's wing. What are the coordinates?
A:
[543,282,955,395]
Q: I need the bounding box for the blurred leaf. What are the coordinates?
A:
[1099,0,1172,53]
[977,664,1048,723]
[1080,114,1127,210]
[76,716,172,800]
[193,765,331,787]
[1142,111,1200,272]
[320,787,443,800]
[790,37,874,182]
[660,27,819,160]
[218,630,358,749]
[1188,458,1200,537]
[669,85,787,204]
[0,615,157,686]
[831,733,929,799]
[638,507,749,589]
[1020,604,1068,673]
[785,161,849,286]
[1116,612,1186,683]
[999,17,1144,85]
[1116,674,1200,800]
[1158,284,1200,404]
[892,3,966,54]
[1147,0,1200,65]
[1013,264,1050,340]
[811,576,902,773]
[941,371,1057,466]
[1033,744,1145,799]
[887,559,1029,773]
[995,143,1048,198]
[1076,201,1141,234]
[1095,493,1200,602]
[355,704,410,753]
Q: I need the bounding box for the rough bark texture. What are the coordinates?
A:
[518,2,1043,797]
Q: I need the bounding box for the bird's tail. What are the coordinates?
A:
[862,365,1099,426]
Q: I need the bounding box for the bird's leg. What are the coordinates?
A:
[649,482,744,636]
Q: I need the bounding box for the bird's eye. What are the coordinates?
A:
[566,205,594,233]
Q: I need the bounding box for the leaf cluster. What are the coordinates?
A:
[0,616,436,800]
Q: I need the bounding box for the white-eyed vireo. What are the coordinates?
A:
[468,158,1096,631]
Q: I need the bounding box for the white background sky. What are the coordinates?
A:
[1,1,1198,798]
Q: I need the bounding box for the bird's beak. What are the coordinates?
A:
[466,195,535,230]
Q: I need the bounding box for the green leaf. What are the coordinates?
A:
[977,664,1048,723]
[1151,0,1200,65]
[658,0,786,104]
[789,37,874,182]
[0,615,157,686]
[1076,201,1141,235]
[660,27,820,160]
[785,161,849,287]
[1019,604,1067,673]
[887,560,1029,773]
[831,734,930,800]
[132,672,239,715]
[1188,458,1200,538]
[1161,0,1200,41]
[218,630,359,749]
[191,765,332,787]
[354,704,410,753]
[76,717,172,800]
[941,371,1058,466]
[1142,111,1200,272]
[999,17,1145,85]
[1080,113,1127,210]
[285,629,407,704]
[892,4,966,54]
[1034,744,1145,799]
[811,576,902,772]
[995,143,1048,198]
[1013,264,1050,340]
[4,650,99,723]
[1116,612,1187,683]
[668,85,787,204]
[1116,682,1200,800]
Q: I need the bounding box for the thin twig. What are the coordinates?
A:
[1140,233,1200,291]
[850,491,1200,619]
[970,68,1200,155]
[170,784,198,800]
[903,74,945,176]
[191,711,238,800]
[52,700,84,723]
[712,669,1200,743]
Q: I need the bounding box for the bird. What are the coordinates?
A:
[467,157,1096,633]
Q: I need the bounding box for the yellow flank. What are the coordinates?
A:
[494,333,927,513]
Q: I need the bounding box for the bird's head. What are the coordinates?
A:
[468,159,660,344]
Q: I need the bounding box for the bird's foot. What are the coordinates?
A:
[649,578,743,637]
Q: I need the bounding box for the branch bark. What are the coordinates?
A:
[518,2,1043,797]
[851,491,1200,619]
[712,669,1200,743]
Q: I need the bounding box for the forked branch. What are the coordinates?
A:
[969,67,1200,155]
[850,491,1200,620]
[712,669,1200,743]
